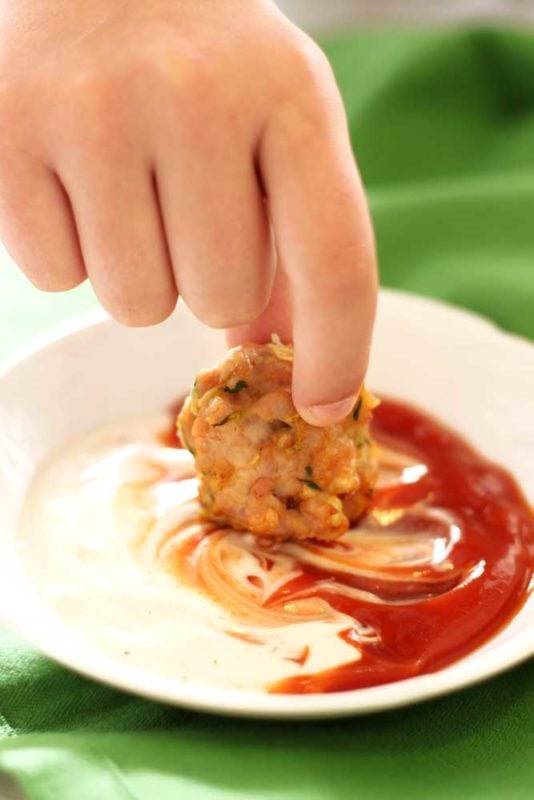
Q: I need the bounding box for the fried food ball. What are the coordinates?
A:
[178,342,378,541]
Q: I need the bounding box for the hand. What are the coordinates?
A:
[0,0,377,425]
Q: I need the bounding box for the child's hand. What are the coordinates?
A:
[0,0,377,425]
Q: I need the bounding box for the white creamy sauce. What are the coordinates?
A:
[18,416,455,693]
[18,417,361,691]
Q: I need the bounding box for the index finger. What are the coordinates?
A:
[258,49,377,426]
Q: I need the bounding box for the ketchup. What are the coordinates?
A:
[158,398,185,448]
[164,397,533,694]
[270,400,534,694]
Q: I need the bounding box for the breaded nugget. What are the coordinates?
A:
[178,342,378,540]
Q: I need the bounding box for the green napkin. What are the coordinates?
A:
[1,25,533,800]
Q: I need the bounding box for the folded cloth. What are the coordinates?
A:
[0,25,533,800]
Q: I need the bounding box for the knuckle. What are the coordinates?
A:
[64,70,117,145]
[287,35,334,93]
[140,45,212,101]
[129,46,214,140]
[176,60,211,101]
[68,63,140,117]
[68,67,114,105]
[268,37,342,146]
[127,46,174,87]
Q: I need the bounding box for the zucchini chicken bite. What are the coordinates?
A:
[178,342,378,541]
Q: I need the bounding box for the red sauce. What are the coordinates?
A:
[158,398,185,448]
[269,399,534,694]
[161,397,533,694]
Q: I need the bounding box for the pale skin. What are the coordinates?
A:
[0,0,377,426]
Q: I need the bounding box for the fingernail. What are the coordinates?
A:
[300,395,356,427]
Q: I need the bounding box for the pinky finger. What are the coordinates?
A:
[0,158,86,291]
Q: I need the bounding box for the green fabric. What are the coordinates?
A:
[1,24,533,800]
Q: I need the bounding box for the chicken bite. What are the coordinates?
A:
[178,342,378,541]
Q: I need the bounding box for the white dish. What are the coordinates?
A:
[0,289,533,718]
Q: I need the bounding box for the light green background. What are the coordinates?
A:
[1,26,533,800]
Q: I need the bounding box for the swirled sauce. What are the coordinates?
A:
[18,400,534,694]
